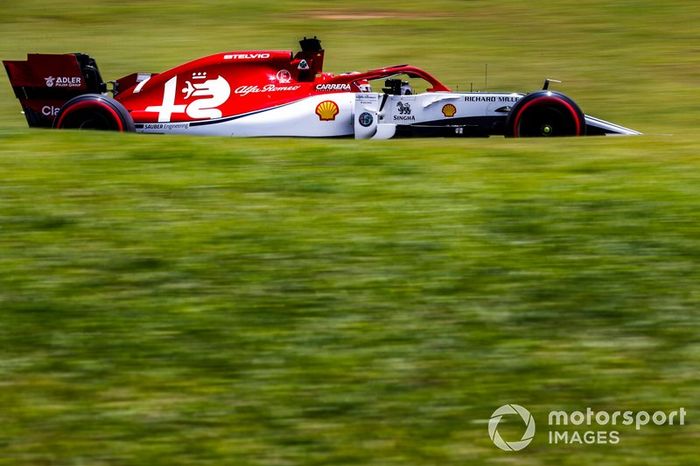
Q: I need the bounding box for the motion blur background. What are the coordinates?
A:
[1,1,699,465]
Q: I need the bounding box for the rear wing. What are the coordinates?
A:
[3,53,105,127]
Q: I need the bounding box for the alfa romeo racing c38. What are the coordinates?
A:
[4,37,639,138]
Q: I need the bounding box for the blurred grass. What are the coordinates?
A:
[1,1,700,465]
[2,131,699,465]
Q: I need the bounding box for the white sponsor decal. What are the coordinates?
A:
[145,74,231,122]
[276,69,292,83]
[44,76,82,88]
[224,53,271,60]
[181,75,231,119]
[133,76,151,94]
[393,115,416,121]
[234,84,301,96]
[145,77,186,122]
[315,83,352,91]
[41,106,59,116]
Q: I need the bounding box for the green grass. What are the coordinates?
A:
[2,1,700,465]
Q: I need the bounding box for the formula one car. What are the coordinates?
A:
[4,37,639,138]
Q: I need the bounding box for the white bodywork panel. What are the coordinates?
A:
[134,91,639,138]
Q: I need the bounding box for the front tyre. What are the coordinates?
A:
[505,91,585,137]
[54,94,135,132]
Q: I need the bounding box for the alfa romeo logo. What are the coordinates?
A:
[488,404,536,451]
[359,112,373,127]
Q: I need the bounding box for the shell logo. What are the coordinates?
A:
[316,100,339,121]
[442,103,457,118]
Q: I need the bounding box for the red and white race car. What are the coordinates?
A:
[4,37,639,138]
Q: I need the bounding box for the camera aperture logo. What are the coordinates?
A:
[488,404,687,451]
[488,404,536,451]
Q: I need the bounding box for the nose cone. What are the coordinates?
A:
[585,115,642,135]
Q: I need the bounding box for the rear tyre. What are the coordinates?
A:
[505,91,585,137]
[54,94,135,132]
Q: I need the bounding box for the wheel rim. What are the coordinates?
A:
[512,96,583,137]
[518,105,575,137]
[77,111,115,130]
[56,98,127,131]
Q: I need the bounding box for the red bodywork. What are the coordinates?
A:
[3,53,103,127]
[115,45,450,124]
[4,37,451,128]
